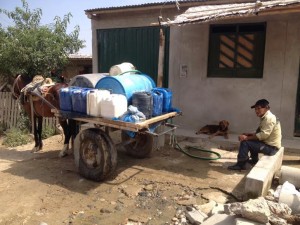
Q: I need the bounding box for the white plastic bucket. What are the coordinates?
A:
[109,62,135,76]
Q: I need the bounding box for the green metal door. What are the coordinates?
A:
[97,26,169,87]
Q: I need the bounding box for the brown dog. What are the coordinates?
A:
[195,120,229,139]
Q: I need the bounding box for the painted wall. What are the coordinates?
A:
[89,8,300,139]
[169,13,300,139]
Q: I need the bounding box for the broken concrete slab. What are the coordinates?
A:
[201,213,236,225]
[197,200,217,215]
[185,208,208,224]
[235,217,265,225]
[229,197,270,224]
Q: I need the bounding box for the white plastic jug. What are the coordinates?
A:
[100,94,128,119]
[87,89,110,116]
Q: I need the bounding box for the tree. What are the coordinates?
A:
[0,0,84,80]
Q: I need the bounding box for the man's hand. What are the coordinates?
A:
[239,133,257,141]
[238,134,248,141]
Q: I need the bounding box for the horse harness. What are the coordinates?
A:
[14,75,58,111]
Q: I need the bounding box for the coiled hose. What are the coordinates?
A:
[170,130,221,160]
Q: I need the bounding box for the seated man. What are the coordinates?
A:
[228,99,282,170]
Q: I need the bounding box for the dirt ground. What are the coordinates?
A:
[0,132,299,225]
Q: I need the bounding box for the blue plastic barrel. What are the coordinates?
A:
[95,72,156,103]
[59,87,78,111]
[152,87,172,113]
[151,90,163,117]
[71,88,91,114]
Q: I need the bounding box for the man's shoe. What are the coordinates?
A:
[227,163,246,171]
[248,159,258,165]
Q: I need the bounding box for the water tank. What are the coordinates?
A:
[95,72,156,103]
[69,73,107,88]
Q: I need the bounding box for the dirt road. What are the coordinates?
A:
[0,133,298,225]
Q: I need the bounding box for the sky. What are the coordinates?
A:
[0,0,165,55]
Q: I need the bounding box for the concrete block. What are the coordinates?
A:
[279,166,300,188]
[255,147,284,172]
[245,147,284,199]
[201,213,236,225]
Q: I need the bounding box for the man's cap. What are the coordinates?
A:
[251,99,269,108]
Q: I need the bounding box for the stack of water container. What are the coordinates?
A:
[59,63,174,121]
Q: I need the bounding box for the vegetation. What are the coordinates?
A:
[1,109,56,147]
[0,0,84,81]
[17,110,31,133]
[41,125,56,140]
[2,125,56,147]
[2,128,32,147]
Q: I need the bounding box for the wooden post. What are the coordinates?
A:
[157,24,165,88]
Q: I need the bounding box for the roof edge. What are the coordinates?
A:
[84,1,206,15]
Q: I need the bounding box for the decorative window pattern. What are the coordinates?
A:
[208,23,266,78]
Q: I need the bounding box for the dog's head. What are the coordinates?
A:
[219,120,229,131]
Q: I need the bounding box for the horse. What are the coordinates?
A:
[12,74,76,157]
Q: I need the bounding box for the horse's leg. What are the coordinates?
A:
[31,115,40,153]
[58,118,71,157]
[37,116,43,150]
[69,119,78,150]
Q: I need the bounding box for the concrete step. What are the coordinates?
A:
[174,128,300,153]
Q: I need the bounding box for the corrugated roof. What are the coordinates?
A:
[85,0,205,12]
[69,53,92,59]
[161,0,300,25]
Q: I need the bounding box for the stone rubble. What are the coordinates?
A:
[168,186,300,225]
[112,179,300,225]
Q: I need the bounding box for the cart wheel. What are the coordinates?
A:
[121,131,154,158]
[74,128,117,181]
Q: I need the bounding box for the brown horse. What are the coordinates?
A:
[12,74,76,157]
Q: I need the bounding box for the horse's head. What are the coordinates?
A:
[11,74,31,100]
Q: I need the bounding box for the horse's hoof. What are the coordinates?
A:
[31,147,40,153]
[58,151,68,158]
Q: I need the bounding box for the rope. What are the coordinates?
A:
[118,70,141,76]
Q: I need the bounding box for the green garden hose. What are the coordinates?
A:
[175,143,221,160]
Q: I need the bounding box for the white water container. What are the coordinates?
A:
[87,89,111,117]
[100,94,128,119]
[109,62,135,76]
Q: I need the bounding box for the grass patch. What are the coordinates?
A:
[2,128,32,147]
[42,126,56,139]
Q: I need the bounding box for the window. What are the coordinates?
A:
[207,23,266,78]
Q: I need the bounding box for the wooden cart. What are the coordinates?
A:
[54,110,179,181]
